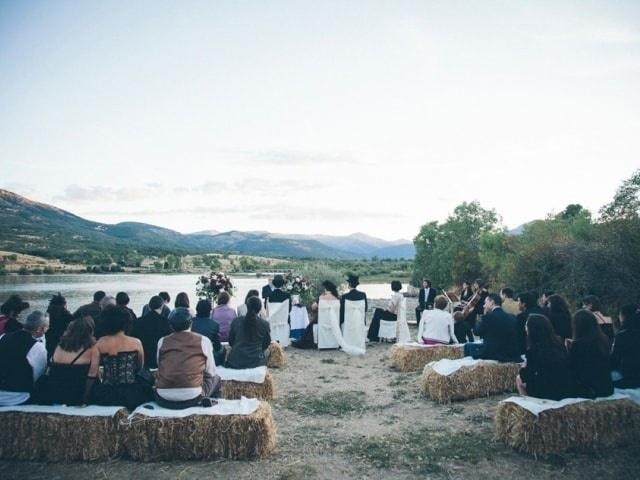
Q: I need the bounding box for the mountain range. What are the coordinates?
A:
[0,189,415,261]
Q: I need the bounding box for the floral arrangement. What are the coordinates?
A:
[283,272,312,305]
[196,271,234,303]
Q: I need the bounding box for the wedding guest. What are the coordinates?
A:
[142,291,171,318]
[417,295,458,345]
[567,309,613,399]
[94,295,117,339]
[73,291,105,322]
[34,317,99,406]
[131,295,172,369]
[340,274,367,325]
[292,302,319,349]
[267,275,292,311]
[192,299,225,366]
[415,279,436,323]
[516,314,573,400]
[261,277,274,308]
[367,281,403,342]
[516,291,545,355]
[211,291,236,342]
[540,290,554,310]
[237,290,267,320]
[460,281,474,305]
[116,291,137,332]
[582,295,614,343]
[0,294,30,334]
[546,294,573,341]
[610,304,640,388]
[45,293,74,359]
[0,311,49,406]
[453,311,473,343]
[499,288,520,316]
[227,297,272,369]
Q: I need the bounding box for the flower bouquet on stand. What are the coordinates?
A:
[284,273,312,306]
[196,271,235,303]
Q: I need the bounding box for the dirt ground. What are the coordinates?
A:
[2,323,640,480]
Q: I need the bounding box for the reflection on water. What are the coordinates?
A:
[0,274,397,316]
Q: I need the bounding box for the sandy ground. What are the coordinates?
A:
[2,319,639,480]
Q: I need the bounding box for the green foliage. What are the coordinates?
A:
[600,169,640,221]
[298,262,346,299]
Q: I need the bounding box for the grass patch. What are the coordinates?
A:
[284,390,367,417]
[346,427,501,475]
[278,465,317,480]
[389,373,416,387]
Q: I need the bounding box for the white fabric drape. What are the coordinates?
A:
[318,299,365,355]
[342,299,366,353]
[396,297,411,343]
[267,299,290,347]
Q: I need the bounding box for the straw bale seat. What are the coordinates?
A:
[390,343,464,372]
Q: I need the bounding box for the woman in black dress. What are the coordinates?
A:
[546,294,573,341]
[45,293,74,360]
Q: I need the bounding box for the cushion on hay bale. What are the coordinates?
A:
[421,357,521,403]
[124,398,276,461]
[267,341,286,368]
[0,405,127,462]
[390,343,464,372]
[218,366,275,401]
[495,394,640,456]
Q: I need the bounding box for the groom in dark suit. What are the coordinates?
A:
[340,274,368,325]
[415,279,436,323]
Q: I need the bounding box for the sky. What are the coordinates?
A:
[1,1,639,241]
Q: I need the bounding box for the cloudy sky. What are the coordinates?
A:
[1,1,639,240]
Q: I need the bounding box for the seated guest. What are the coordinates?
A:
[464,293,520,362]
[547,294,573,341]
[227,297,272,369]
[417,295,458,345]
[540,290,554,310]
[567,309,614,399]
[192,299,226,366]
[499,288,520,316]
[0,311,48,405]
[237,290,268,320]
[292,301,319,349]
[211,291,236,342]
[0,294,30,334]
[116,291,137,333]
[45,293,74,360]
[582,295,614,344]
[131,295,172,369]
[453,311,473,343]
[34,317,100,406]
[94,295,116,338]
[516,291,545,355]
[91,306,152,410]
[610,304,640,388]
[174,291,193,313]
[156,307,221,409]
[73,290,105,322]
[517,314,573,400]
[142,291,171,318]
[267,274,292,310]
[340,274,368,325]
[367,280,403,342]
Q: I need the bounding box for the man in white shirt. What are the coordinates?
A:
[0,311,49,406]
[417,296,458,345]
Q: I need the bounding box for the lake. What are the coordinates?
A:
[0,274,398,316]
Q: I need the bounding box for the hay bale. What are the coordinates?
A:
[390,344,464,372]
[0,408,127,461]
[495,398,640,456]
[421,361,521,403]
[124,401,276,461]
[267,341,286,368]
[222,370,275,401]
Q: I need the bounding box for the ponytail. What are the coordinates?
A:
[244,296,262,339]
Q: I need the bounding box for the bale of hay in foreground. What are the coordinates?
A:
[495,398,640,456]
[390,344,464,372]
[421,361,521,403]
[267,341,286,368]
[222,370,275,401]
[124,401,276,461]
[0,408,127,461]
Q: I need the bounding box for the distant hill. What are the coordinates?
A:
[0,189,415,261]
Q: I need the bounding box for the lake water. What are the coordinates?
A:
[0,274,397,316]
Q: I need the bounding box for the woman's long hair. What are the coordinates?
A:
[175,292,190,308]
[244,296,263,340]
[58,317,96,352]
[526,314,564,352]
[245,289,260,303]
[573,309,610,355]
[322,280,339,299]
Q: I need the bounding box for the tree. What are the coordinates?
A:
[600,169,640,221]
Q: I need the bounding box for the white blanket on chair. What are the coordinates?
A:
[318,299,365,355]
[342,299,366,353]
[0,404,124,417]
[217,365,267,384]
[396,297,411,343]
[129,397,260,419]
[267,299,290,347]
[502,392,633,417]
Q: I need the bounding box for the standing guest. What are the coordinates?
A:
[73,291,105,322]
[116,291,137,332]
[453,311,474,343]
[0,311,49,406]
[142,291,171,318]
[34,317,99,406]
[192,299,226,366]
[367,281,403,342]
[415,279,436,323]
[237,290,268,320]
[546,294,573,341]
[460,281,474,305]
[464,293,520,362]
[516,314,573,400]
[131,296,172,369]
[500,288,520,316]
[45,293,74,359]
[582,295,614,344]
[91,306,152,410]
[515,291,545,355]
[340,274,368,325]
[211,291,237,343]
[0,294,30,334]
[417,295,458,345]
[567,309,614,399]
[261,277,274,308]
[155,307,222,409]
[610,304,640,388]
[227,297,272,369]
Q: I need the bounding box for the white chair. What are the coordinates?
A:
[342,300,366,352]
[378,319,397,342]
[318,299,340,349]
[267,299,291,347]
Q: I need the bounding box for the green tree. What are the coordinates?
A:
[600,169,640,221]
